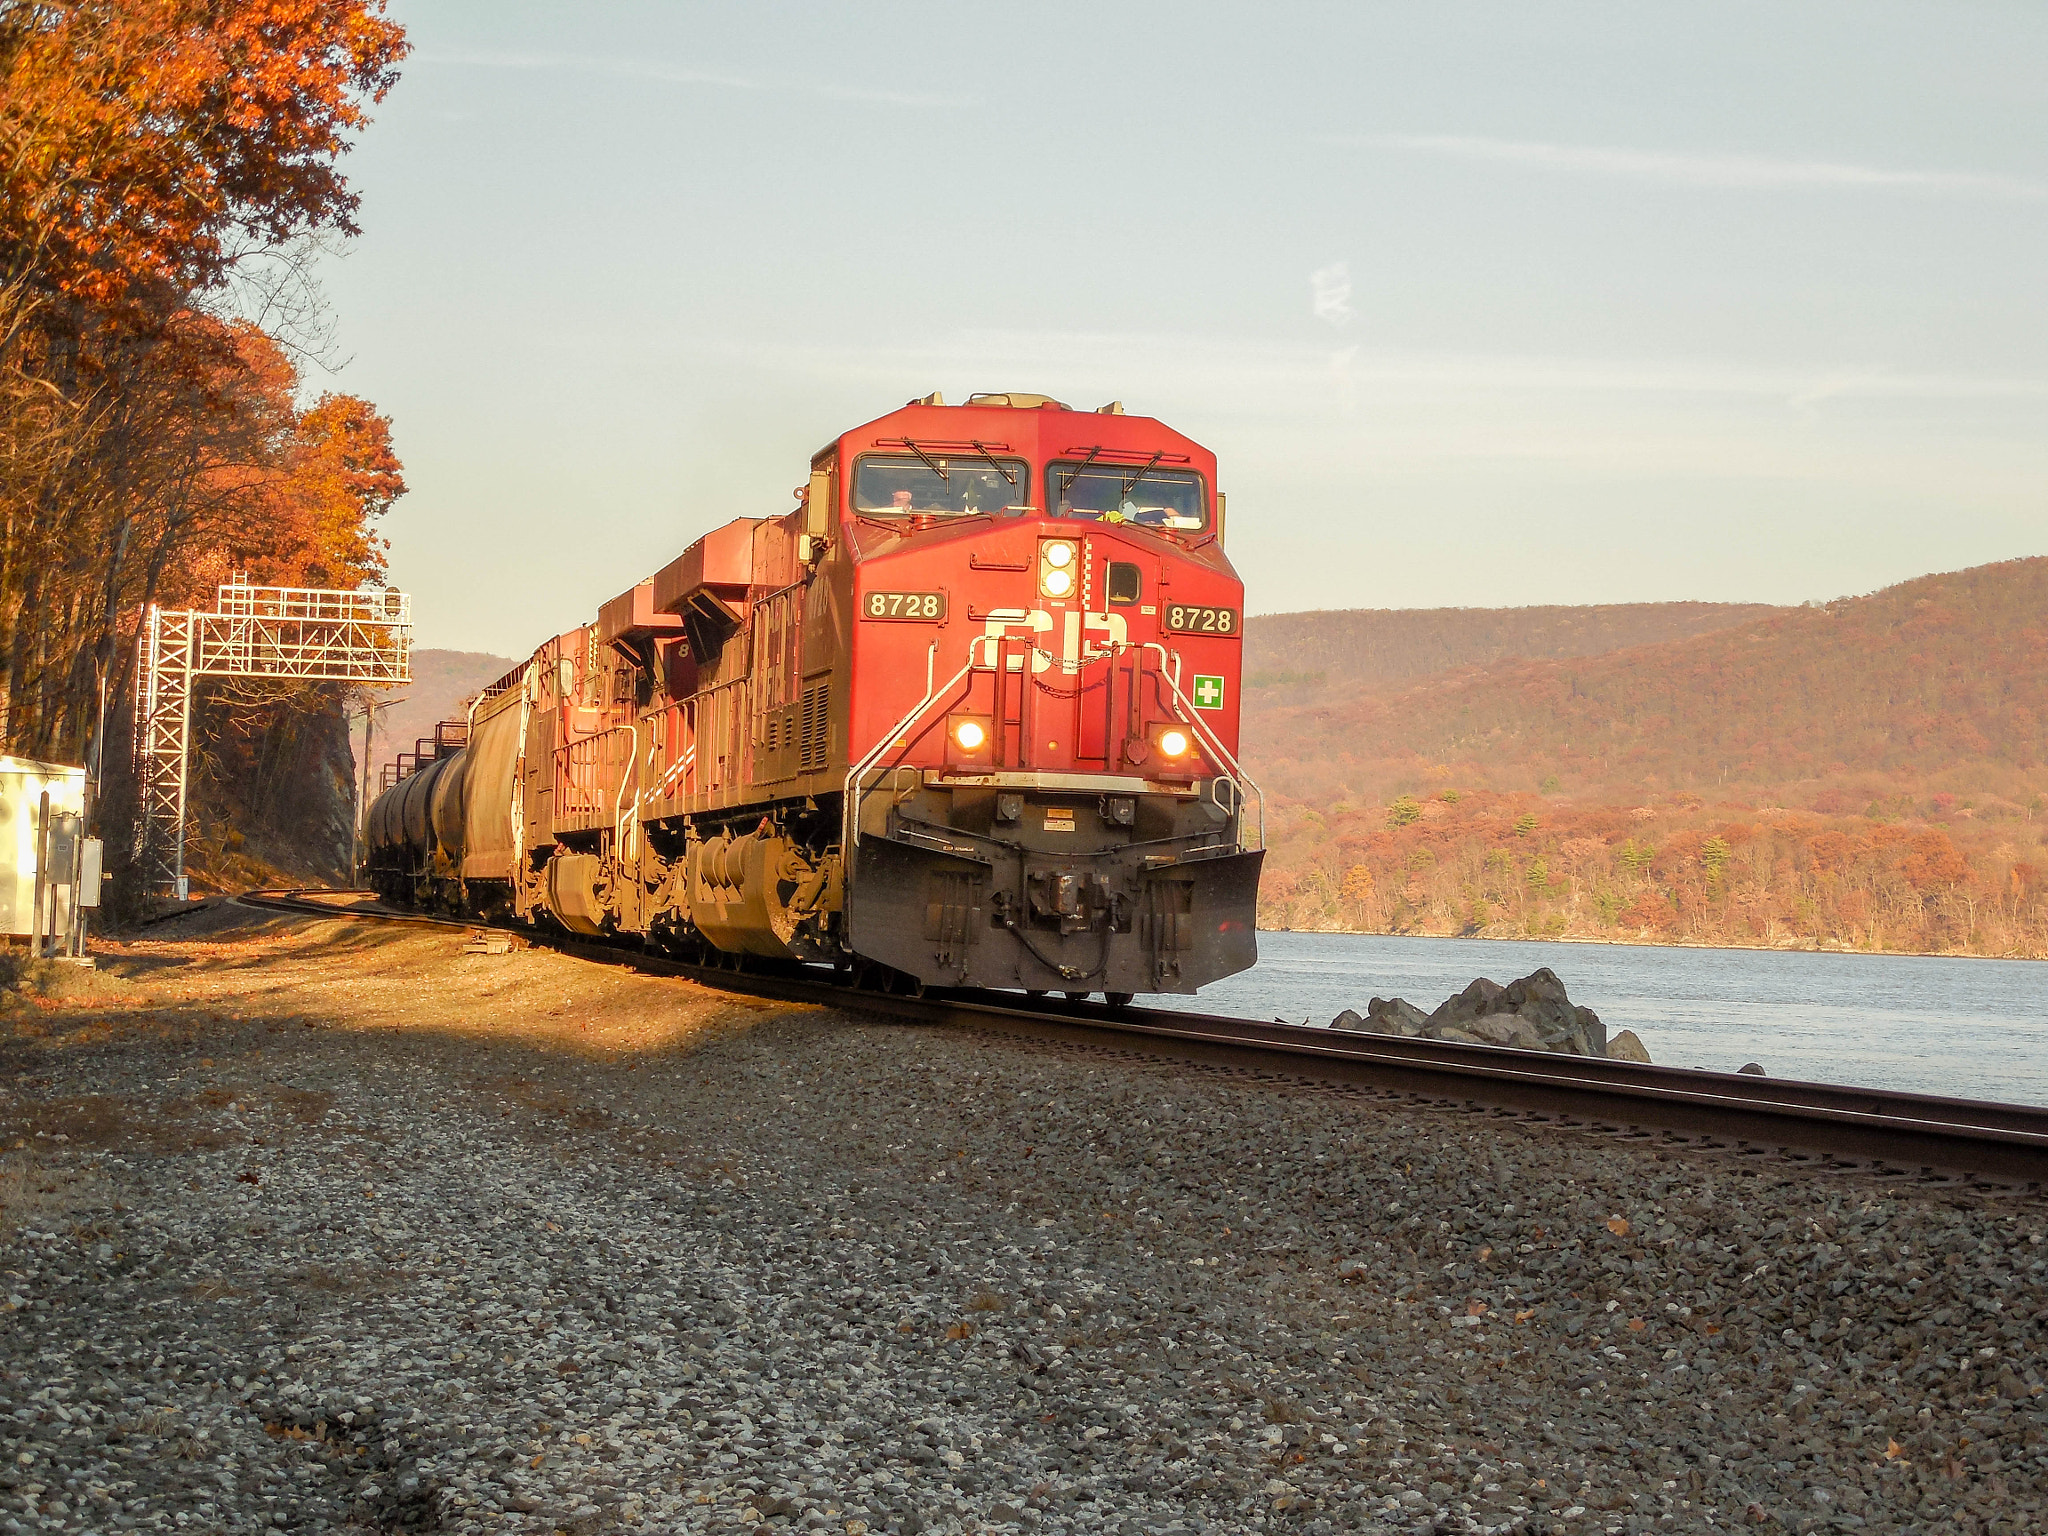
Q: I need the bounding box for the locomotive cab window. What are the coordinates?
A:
[1048,462,1207,530]
[1106,561,1142,605]
[853,453,1031,517]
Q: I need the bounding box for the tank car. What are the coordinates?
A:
[365,391,1263,999]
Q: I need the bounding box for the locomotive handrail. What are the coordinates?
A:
[1141,642,1264,853]
[554,722,637,828]
[615,718,643,862]
[843,641,976,851]
[508,660,537,885]
[686,674,751,800]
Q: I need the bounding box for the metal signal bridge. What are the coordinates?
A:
[133,576,411,897]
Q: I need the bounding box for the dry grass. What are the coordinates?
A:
[968,1291,1007,1312]
[1262,1396,1304,1425]
[42,904,783,1075]
[0,1082,336,1163]
[0,1149,105,1237]
[289,1261,408,1297]
[269,1086,334,1124]
[0,905,795,1264]
[127,1406,182,1437]
[259,1420,364,1457]
[488,1078,615,1129]
[0,1094,127,1148]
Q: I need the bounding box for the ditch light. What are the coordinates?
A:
[948,714,993,766]
[1139,721,1201,779]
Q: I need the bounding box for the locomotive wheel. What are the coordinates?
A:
[1063,990,1092,1002]
[1104,991,1135,1008]
[850,960,922,998]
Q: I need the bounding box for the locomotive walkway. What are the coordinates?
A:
[2,899,2043,1536]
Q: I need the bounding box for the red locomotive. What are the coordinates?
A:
[366,392,1262,1000]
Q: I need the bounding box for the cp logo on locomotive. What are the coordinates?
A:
[974,609,1130,673]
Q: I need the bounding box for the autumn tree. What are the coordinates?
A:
[2,0,407,311]
[0,0,409,889]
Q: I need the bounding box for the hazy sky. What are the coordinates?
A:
[310,2,2048,656]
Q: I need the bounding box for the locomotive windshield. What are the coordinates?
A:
[1048,461,1207,530]
[854,453,1032,517]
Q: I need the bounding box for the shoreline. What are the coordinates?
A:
[1256,926,2048,964]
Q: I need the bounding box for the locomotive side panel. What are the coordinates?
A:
[798,522,853,795]
[661,503,851,957]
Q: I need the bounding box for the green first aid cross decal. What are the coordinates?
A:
[1192,674,1226,710]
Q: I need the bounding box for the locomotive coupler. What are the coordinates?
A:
[1027,866,1118,934]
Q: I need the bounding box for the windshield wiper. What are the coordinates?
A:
[1120,450,1165,497]
[968,440,1017,486]
[893,437,950,481]
[1056,445,1103,504]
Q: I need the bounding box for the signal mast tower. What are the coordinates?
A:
[132,575,412,898]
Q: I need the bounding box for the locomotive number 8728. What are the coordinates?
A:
[1164,603,1237,635]
[864,591,947,621]
[365,390,1263,1001]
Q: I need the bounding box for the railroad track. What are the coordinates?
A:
[236,888,2048,1188]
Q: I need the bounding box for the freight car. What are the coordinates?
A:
[366,392,1262,1000]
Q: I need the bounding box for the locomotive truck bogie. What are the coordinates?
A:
[686,817,841,961]
[364,391,1263,997]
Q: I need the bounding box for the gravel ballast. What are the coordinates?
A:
[2,908,2044,1535]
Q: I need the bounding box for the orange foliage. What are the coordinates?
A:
[1902,831,1969,893]
[1,0,409,305]
[1255,786,2047,957]
[1,0,410,790]
[184,331,403,594]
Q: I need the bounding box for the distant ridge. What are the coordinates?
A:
[1244,601,1783,692]
[1243,558,2048,956]
[1249,558,2047,801]
[369,648,517,782]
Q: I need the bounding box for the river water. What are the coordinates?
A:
[1147,931,2048,1106]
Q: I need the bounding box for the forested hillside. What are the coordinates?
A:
[1247,558,2048,956]
[1245,600,1780,690]
[372,648,516,781]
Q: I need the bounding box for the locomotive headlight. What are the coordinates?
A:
[1038,539,1079,599]
[954,719,986,751]
[1158,727,1192,758]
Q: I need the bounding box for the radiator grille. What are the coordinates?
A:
[799,682,831,772]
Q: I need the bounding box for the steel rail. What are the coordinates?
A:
[233,889,2048,1185]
